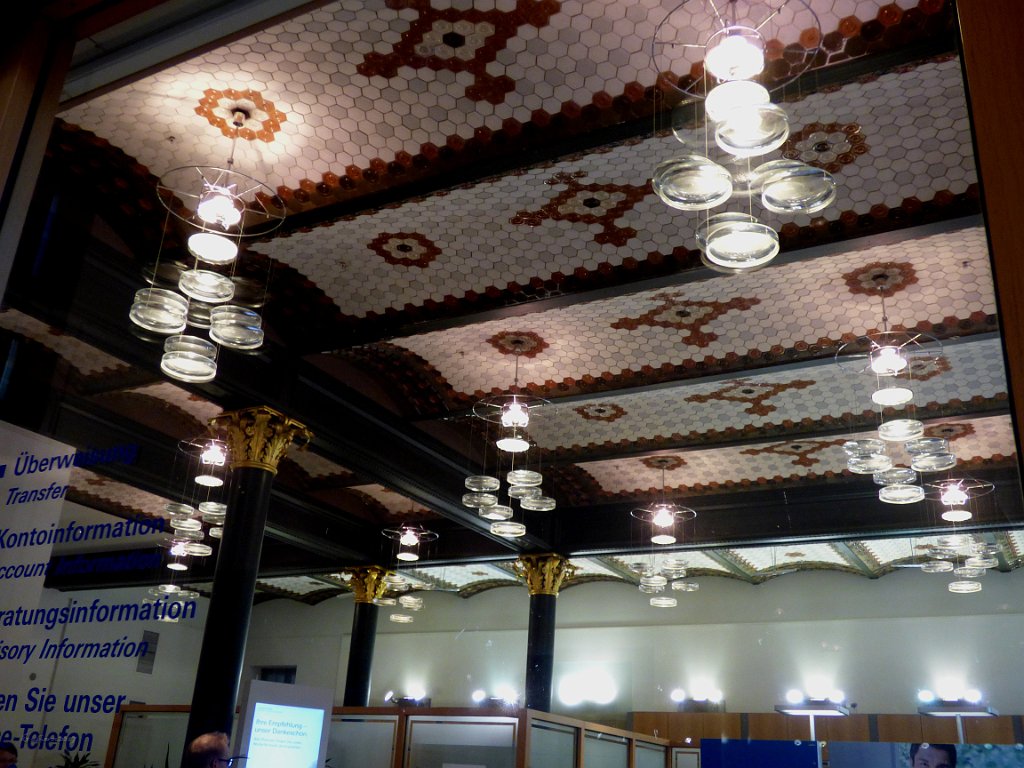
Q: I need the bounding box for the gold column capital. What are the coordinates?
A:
[209,405,312,475]
[342,565,392,604]
[513,554,577,596]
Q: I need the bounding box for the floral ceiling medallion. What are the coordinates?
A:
[356,0,560,104]
[511,171,651,246]
[843,261,918,297]
[685,379,816,416]
[487,330,548,358]
[369,232,441,268]
[781,121,869,173]
[195,88,286,142]
[611,293,760,347]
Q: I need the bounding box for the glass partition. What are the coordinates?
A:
[406,716,517,768]
[635,740,668,768]
[111,710,189,768]
[328,715,397,768]
[529,719,577,767]
[583,730,629,768]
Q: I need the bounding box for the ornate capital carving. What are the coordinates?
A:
[209,406,312,475]
[342,566,392,604]
[513,554,577,596]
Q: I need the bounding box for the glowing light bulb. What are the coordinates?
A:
[705,80,769,123]
[785,689,805,704]
[705,27,765,81]
[188,232,238,264]
[399,529,420,547]
[964,688,983,703]
[917,689,935,703]
[828,689,846,704]
[170,542,188,557]
[872,386,913,406]
[500,400,530,429]
[471,689,487,703]
[670,688,687,703]
[870,346,908,375]
[201,442,226,466]
[941,487,970,506]
[197,185,242,227]
[651,504,676,528]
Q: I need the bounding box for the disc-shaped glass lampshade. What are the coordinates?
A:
[490,521,527,537]
[479,504,513,521]
[463,492,498,508]
[653,155,733,211]
[186,301,214,330]
[953,566,984,578]
[195,473,223,487]
[466,475,500,492]
[873,467,917,486]
[704,25,765,81]
[847,454,892,474]
[872,386,913,406]
[905,437,949,454]
[179,269,235,303]
[170,516,202,531]
[165,502,196,517]
[199,501,227,516]
[188,232,239,265]
[965,555,997,569]
[520,495,556,511]
[920,560,954,573]
[910,452,957,472]
[161,335,217,383]
[716,104,790,157]
[209,526,224,539]
[507,469,543,486]
[948,580,982,594]
[640,574,667,589]
[705,80,770,123]
[758,159,837,214]
[697,212,779,270]
[209,305,264,349]
[878,419,924,441]
[941,508,972,523]
[396,550,419,562]
[507,485,541,499]
[651,533,677,545]
[130,288,189,334]
[650,596,678,608]
[672,580,699,592]
[184,542,213,557]
[390,613,414,623]
[496,435,530,453]
[843,439,886,457]
[878,484,925,504]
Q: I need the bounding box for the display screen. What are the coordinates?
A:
[243,701,326,768]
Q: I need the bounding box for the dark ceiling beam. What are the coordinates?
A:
[832,542,882,578]
[701,550,758,583]
[552,466,1024,556]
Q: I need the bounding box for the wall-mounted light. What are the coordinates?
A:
[917,686,995,717]
[776,687,849,717]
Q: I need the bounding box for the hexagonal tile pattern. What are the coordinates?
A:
[385,225,993,399]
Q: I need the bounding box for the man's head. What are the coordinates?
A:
[0,742,16,768]
[911,743,957,768]
[186,732,230,768]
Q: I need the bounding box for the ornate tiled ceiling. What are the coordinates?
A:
[15,0,1021,597]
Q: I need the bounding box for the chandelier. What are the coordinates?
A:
[651,0,835,272]
[631,460,696,547]
[461,349,553,538]
[129,110,284,383]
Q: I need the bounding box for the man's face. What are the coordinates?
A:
[913,746,955,768]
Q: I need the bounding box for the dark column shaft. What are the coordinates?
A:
[525,593,557,711]
[185,466,274,743]
[342,601,380,706]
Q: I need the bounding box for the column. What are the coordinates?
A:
[341,565,391,706]
[184,406,312,746]
[513,554,577,712]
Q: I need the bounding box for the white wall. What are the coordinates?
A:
[240,567,1024,719]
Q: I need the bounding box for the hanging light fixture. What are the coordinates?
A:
[651,0,829,272]
[130,109,284,382]
[463,345,552,538]
[383,524,438,563]
[631,460,697,546]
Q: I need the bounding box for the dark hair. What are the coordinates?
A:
[910,743,957,766]
[0,743,16,758]
[186,732,229,768]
